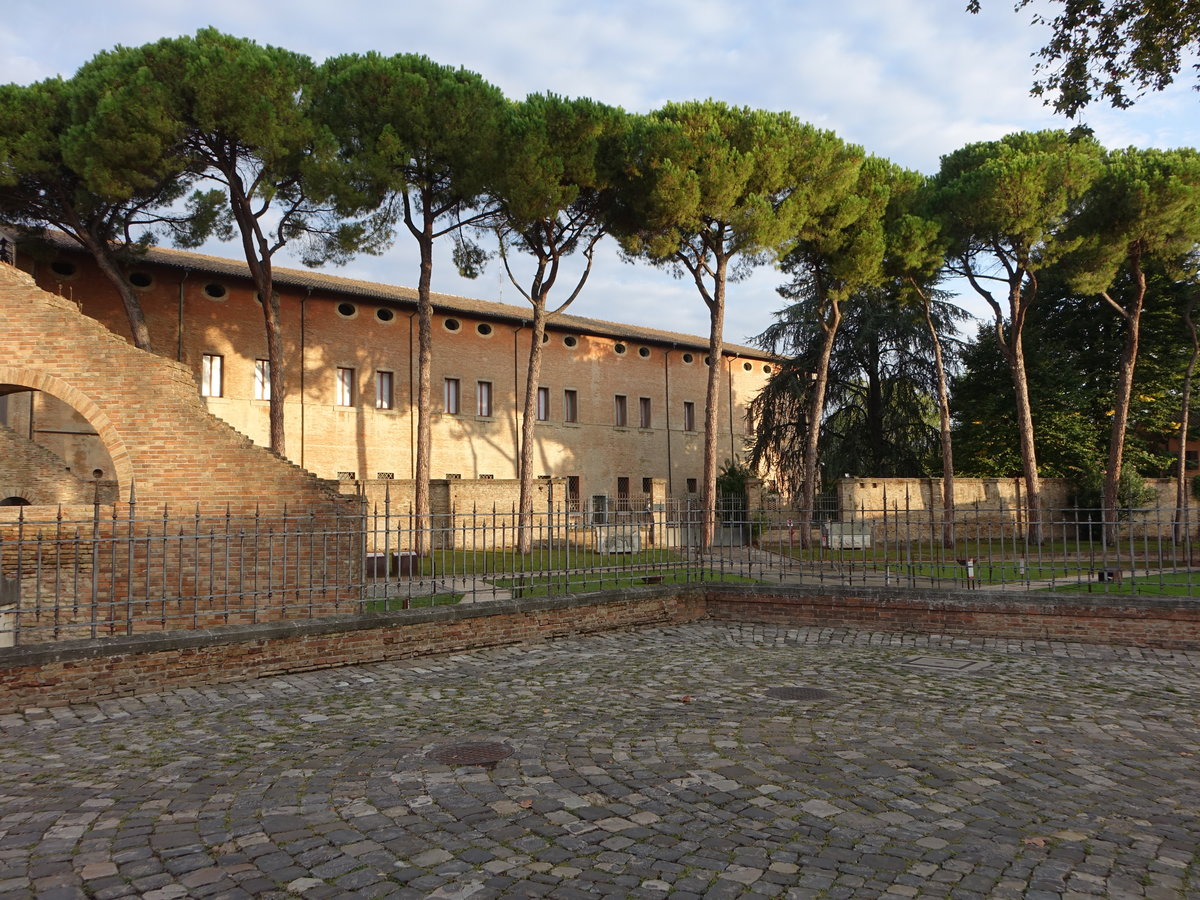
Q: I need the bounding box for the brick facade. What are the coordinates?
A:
[11,239,773,506]
[0,263,347,512]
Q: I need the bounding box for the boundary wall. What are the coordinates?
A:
[2,585,1196,713]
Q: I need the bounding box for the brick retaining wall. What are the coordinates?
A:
[704,585,1200,650]
[1,585,1196,712]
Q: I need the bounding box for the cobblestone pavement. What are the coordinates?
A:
[1,623,1199,899]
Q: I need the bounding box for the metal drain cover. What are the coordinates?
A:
[900,656,992,673]
[765,687,832,701]
[425,741,514,767]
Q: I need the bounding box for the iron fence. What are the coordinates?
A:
[2,495,1198,649]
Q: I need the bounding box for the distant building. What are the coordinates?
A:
[5,236,775,509]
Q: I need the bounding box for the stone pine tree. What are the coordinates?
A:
[486,95,625,553]
[320,52,507,554]
[87,30,374,457]
[769,156,892,547]
[0,71,194,353]
[1065,147,1200,542]
[611,102,860,548]
[932,130,1103,543]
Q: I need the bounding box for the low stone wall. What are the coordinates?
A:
[0,590,706,713]
[1,585,1197,713]
[705,585,1200,649]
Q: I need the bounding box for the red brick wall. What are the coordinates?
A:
[0,423,96,505]
[0,264,345,513]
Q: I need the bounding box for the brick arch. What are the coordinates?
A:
[1,264,341,511]
[0,368,135,497]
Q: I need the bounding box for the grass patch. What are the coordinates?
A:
[881,560,1089,585]
[362,593,462,612]
[1045,570,1200,596]
[493,569,761,599]
[758,537,1170,564]
[375,547,689,578]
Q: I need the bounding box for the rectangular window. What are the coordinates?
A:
[200,354,223,398]
[614,394,627,427]
[477,380,493,417]
[254,359,270,401]
[375,371,394,410]
[642,477,653,495]
[336,367,355,406]
[567,475,581,512]
[617,476,629,500]
[686,478,698,494]
[537,386,550,421]
[563,389,578,423]
[639,397,652,429]
[444,377,460,414]
[683,401,695,432]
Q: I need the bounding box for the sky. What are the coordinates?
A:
[3,0,1197,347]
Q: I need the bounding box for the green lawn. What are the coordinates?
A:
[371,547,688,578]
[362,593,463,612]
[493,569,762,599]
[1045,570,1200,596]
[863,560,1090,585]
[758,536,1183,569]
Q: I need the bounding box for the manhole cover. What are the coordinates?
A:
[765,686,832,701]
[900,656,992,673]
[425,741,514,767]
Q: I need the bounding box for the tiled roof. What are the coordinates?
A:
[37,232,775,360]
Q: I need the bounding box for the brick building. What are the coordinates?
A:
[4,236,775,510]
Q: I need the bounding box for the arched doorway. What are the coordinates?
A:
[0,376,129,506]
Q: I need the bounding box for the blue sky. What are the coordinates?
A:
[4,0,1197,345]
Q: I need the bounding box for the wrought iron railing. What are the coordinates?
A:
[2,496,1197,648]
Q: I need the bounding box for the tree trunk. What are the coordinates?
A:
[1174,297,1199,543]
[798,294,841,550]
[701,262,727,550]
[263,286,286,456]
[1008,337,1042,544]
[864,332,884,472]
[517,302,549,554]
[1101,269,1146,546]
[414,221,434,558]
[83,239,155,353]
[922,289,956,548]
[225,171,286,457]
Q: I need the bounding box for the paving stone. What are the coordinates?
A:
[1,624,1197,899]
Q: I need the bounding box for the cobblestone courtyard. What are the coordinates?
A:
[1,623,1198,899]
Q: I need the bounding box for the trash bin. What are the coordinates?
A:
[365,552,392,577]
[397,552,418,576]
